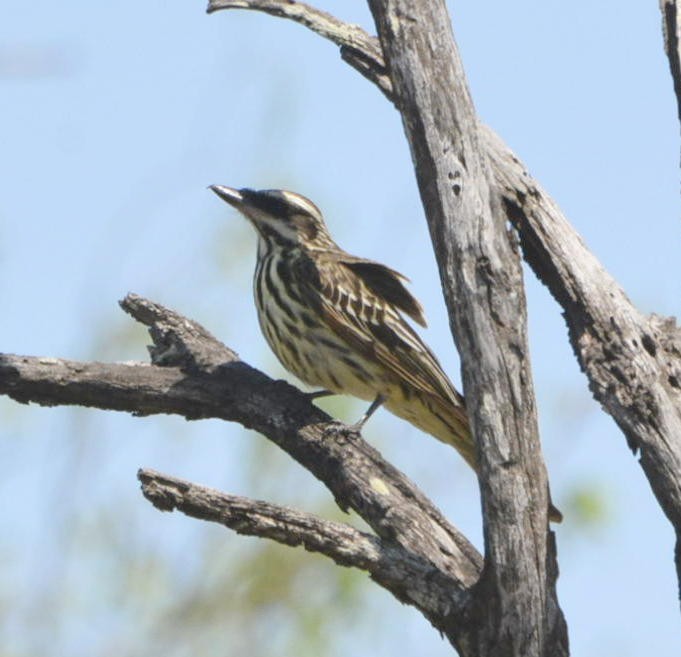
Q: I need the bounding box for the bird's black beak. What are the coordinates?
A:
[209,185,244,209]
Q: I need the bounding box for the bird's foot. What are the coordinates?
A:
[348,394,386,433]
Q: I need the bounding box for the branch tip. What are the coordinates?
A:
[138,468,183,512]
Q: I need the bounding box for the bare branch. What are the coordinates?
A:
[660,0,681,138]
[0,294,482,631]
[340,45,392,100]
[209,0,681,598]
[207,0,382,58]
[365,2,564,655]
[138,468,470,617]
[121,293,238,370]
[484,124,681,552]
[207,0,394,100]
[139,468,383,556]
[0,353,202,416]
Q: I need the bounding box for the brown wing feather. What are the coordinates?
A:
[303,253,463,408]
[339,257,427,327]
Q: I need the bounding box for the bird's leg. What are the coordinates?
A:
[306,389,335,400]
[350,394,386,432]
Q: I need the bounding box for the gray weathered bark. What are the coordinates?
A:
[0,295,483,638]
[660,0,681,139]
[366,2,565,655]
[3,1,681,656]
[210,0,681,617]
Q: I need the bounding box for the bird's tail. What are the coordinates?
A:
[388,392,563,523]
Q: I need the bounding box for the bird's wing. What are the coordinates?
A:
[299,253,464,407]
[337,256,427,327]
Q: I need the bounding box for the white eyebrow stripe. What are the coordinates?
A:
[279,190,322,219]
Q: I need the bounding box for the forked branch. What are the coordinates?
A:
[208,0,681,599]
[0,294,482,642]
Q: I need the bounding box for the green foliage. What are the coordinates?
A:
[563,480,612,530]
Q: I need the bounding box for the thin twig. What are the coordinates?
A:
[207,0,393,99]
[207,0,382,58]
[660,0,681,137]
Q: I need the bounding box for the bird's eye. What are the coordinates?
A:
[292,213,318,240]
[250,193,290,218]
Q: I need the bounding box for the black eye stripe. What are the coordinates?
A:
[240,188,318,220]
[239,189,289,218]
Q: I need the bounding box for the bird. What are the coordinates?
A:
[210,185,562,522]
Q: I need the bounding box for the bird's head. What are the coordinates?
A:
[210,185,335,251]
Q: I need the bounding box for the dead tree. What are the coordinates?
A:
[2,2,681,655]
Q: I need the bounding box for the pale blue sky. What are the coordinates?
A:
[1,2,680,656]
